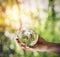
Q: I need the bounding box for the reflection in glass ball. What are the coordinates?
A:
[17,28,38,46]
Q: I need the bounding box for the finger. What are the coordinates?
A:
[16,38,20,43]
[16,38,35,51]
[38,36,46,43]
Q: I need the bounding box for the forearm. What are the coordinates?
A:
[47,42,60,54]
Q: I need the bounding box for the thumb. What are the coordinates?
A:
[38,36,46,43]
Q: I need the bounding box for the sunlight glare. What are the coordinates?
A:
[11,5,19,20]
[21,14,32,28]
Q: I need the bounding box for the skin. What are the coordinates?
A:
[16,36,60,55]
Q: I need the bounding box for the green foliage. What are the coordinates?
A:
[0,0,60,57]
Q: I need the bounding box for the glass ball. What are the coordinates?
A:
[17,28,38,46]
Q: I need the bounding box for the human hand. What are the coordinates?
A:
[16,36,47,52]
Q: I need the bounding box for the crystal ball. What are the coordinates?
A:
[17,28,38,46]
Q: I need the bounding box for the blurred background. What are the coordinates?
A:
[0,0,60,57]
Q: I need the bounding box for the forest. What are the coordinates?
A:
[0,0,60,57]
